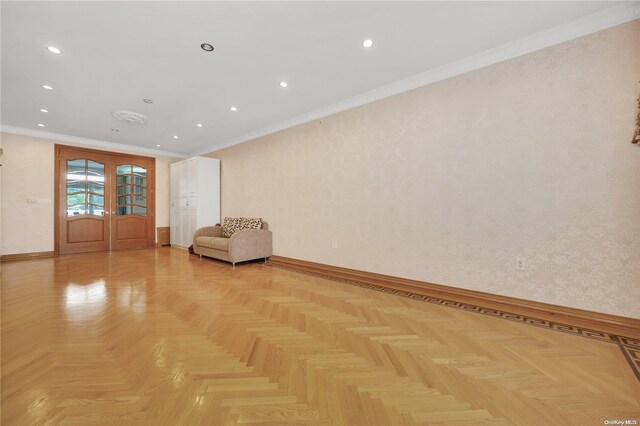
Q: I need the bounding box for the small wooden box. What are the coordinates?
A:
[157,227,170,247]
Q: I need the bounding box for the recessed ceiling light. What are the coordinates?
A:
[230,106,238,112]
[40,109,48,113]
[196,123,203,127]
[37,123,45,127]
[143,99,153,104]
[111,128,119,132]
[173,136,179,139]
[279,81,288,88]
[42,84,53,90]
[156,144,161,147]
[200,43,214,52]
[47,46,61,54]
[362,39,374,48]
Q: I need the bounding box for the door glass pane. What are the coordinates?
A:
[66,159,104,217]
[116,185,130,195]
[67,159,86,175]
[117,205,132,215]
[133,206,146,215]
[87,161,105,182]
[132,186,146,196]
[116,164,147,216]
[116,175,131,185]
[133,196,146,207]
[87,205,104,216]
[67,193,85,205]
[133,166,146,175]
[117,165,131,175]
[67,181,85,194]
[88,182,104,195]
[68,206,87,216]
[133,176,146,186]
[117,196,131,206]
[89,194,104,206]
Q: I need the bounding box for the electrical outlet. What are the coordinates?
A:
[515,257,526,271]
[331,240,338,249]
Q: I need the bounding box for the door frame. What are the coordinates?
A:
[54,144,156,254]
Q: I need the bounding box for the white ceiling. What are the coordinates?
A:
[0,1,634,157]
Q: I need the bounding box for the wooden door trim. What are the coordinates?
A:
[54,144,156,254]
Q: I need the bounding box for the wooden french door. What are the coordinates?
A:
[110,154,155,250]
[56,145,155,254]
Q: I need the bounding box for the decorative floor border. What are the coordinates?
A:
[271,264,640,382]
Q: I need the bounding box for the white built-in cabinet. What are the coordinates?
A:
[170,156,220,248]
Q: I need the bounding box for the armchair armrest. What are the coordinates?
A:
[193,226,222,246]
[228,229,273,262]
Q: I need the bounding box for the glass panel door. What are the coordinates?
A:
[58,150,110,255]
[57,146,155,254]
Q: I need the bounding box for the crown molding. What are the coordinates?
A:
[193,2,640,156]
[0,126,188,159]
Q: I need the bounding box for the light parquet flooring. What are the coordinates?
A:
[1,248,639,425]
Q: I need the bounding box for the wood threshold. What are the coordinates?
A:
[0,251,56,262]
[268,255,640,340]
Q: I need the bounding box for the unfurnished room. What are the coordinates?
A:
[1,1,639,425]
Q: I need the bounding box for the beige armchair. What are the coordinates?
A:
[193,222,272,268]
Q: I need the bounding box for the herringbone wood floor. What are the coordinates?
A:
[1,248,638,425]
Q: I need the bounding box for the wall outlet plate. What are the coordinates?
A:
[516,257,526,271]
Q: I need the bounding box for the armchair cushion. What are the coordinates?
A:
[195,236,229,251]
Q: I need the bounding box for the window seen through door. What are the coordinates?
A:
[116,165,147,216]
[66,159,105,216]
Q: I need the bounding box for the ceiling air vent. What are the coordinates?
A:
[111,110,148,124]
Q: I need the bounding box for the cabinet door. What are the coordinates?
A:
[188,210,197,247]
[179,208,189,247]
[169,165,178,244]
[178,161,188,197]
[187,194,197,244]
[187,158,197,195]
[170,162,186,245]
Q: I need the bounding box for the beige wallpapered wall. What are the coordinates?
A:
[209,21,640,318]
[0,133,173,255]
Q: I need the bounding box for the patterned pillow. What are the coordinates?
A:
[222,217,242,238]
[240,217,262,231]
[222,217,262,238]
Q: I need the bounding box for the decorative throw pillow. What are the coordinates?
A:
[222,217,262,238]
[222,217,242,238]
[240,217,262,231]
